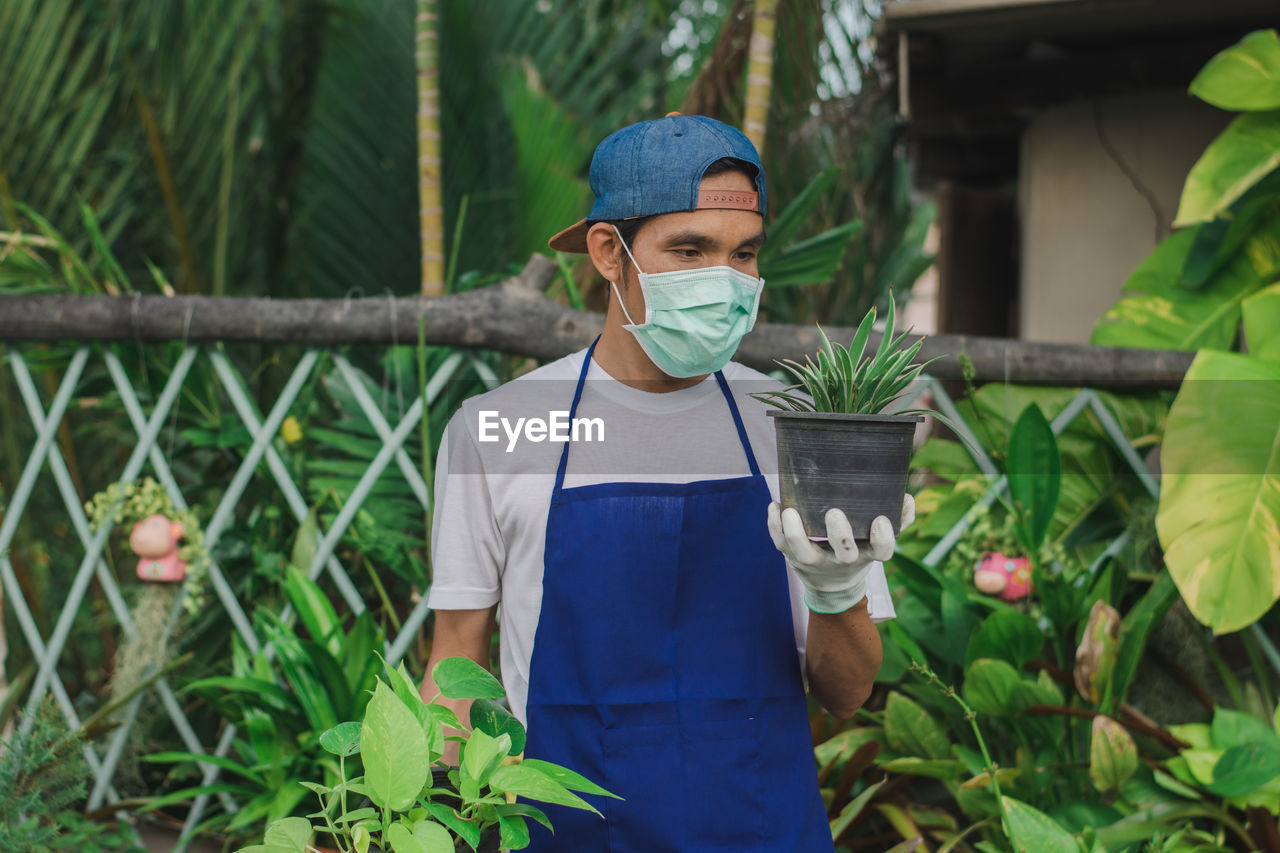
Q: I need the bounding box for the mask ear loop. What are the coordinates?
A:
[612,224,645,276]
[610,225,646,327]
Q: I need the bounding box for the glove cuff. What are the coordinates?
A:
[803,580,867,615]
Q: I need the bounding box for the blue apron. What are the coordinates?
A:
[523,340,832,852]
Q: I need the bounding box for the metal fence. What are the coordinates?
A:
[0,323,1172,850]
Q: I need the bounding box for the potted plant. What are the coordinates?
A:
[755,294,942,539]
[235,656,616,853]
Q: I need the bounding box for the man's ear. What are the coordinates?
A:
[586,222,625,285]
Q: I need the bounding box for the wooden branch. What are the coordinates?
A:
[0,255,1194,388]
[1025,704,1191,753]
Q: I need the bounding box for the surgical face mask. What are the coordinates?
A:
[611,225,765,378]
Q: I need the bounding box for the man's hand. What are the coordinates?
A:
[767,494,915,614]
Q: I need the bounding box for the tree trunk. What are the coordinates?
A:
[742,0,777,154]
[416,0,445,296]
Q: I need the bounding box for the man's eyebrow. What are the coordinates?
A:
[662,230,768,249]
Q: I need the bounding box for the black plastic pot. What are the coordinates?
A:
[769,410,923,539]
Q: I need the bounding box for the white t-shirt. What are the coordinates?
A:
[425,348,895,724]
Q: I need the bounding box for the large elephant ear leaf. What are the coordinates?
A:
[1092,212,1280,351]
[1175,110,1280,227]
[1243,282,1280,362]
[1189,29,1280,112]
[1157,349,1280,634]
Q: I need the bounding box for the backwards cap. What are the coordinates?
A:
[548,113,767,253]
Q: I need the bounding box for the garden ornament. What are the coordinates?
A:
[129,514,188,582]
[768,493,915,613]
[973,552,1032,601]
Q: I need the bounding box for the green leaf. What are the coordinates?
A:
[1089,715,1138,792]
[1176,111,1280,226]
[461,727,511,789]
[758,221,863,287]
[1208,739,1280,796]
[384,660,443,761]
[763,167,845,252]
[518,758,620,799]
[1037,569,1089,631]
[345,612,383,703]
[828,778,884,840]
[284,562,341,656]
[963,659,1030,716]
[1092,213,1280,350]
[431,656,505,699]
[1006,403,1060,553]
[1210,707,1280,750]
[268,631,340,733]
[1189,30,1280,111]
[426,802,481,849]
[1179,174,1280,289]
[470,697,527,756]
[426,702,464,733]
[883,691,951,760]
[180,675,296,715]
[1243,282,1280,362]
[939,587,980,668]
[912,437,980,483]
[488,763,601,815]
[362,681,429,811]
[878,757,966,780]
[319,721,362,757]
[1111,572,1179,708]
[1157,349,1280,633]
[497,802,553,832]
[1076,600,1122,707]
[965,610,1044,671]
[498,813,531,850]
[386,821,426,853]
[262,817,312,853]
[142,751,265,786]
[1002,797,1083,853]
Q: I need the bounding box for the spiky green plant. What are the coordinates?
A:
[0,699,88,851]
[755,293,941,415]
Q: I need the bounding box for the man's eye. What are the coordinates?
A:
[735,251,757,261]
[676,249,700,259]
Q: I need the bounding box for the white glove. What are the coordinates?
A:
[767,494,915,614]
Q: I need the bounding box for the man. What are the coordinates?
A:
[422,114,909,851]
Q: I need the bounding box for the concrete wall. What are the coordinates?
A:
[1018,91,1231,343]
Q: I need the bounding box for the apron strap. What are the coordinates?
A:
[553,336,600,492]
[714,370,762,478]
[553,338,763,491]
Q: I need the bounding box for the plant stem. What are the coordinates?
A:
[1246,624,1279,710]
[363,555,402,633]
[1186,610,1244,709]
[910,661,1010,837]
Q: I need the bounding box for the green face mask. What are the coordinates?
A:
[612,226,765,378]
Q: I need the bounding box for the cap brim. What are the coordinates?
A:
[548,219,590,253]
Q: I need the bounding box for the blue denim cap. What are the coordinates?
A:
[548,114,767,253]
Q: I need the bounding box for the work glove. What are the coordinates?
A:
[767,495,915,614]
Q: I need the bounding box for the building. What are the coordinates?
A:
[880,0,1277,343]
